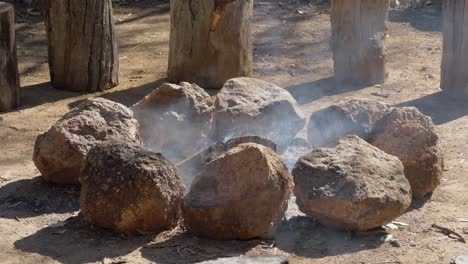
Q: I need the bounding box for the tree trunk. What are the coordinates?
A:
[0,2,20,112]
[168,0,253,89]
[441,0,468,97]
[331,0,389,86]
[43,0,119,92]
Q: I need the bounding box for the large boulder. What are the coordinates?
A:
[215,78,306,150]
[307,97,390,147]
[80,143,185,234]
[33,98,141,184]
[369,107,444,199]
[177,136,277,188]
[292,136,412,231]
[182,143,293,240]
[132,82,215,162]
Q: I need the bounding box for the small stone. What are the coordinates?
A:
[196,255,289,264]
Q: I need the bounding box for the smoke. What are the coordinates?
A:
[132,82,312,189]
[131,83,216,165]
[131,0,393,187]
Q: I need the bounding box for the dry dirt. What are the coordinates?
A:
[0,0,467,263]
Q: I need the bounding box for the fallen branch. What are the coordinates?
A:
[431,224,466,243]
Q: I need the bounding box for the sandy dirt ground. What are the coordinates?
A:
[0,0,467,263]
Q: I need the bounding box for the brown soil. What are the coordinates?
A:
[1,1,467,263]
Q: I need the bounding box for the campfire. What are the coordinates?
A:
[33,77,444,240]
[0,0,458,262]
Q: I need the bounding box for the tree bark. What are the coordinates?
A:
[0,2,20,112]
[168,0,253,89]
[43,0,119,92]
[331,0,389,86]
[441,0,468,96]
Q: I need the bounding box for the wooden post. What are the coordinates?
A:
[441,0,468,97]
[168,0,253,89]
[331,0,390,86]
[0,2,20,112]
[43,0,119,92]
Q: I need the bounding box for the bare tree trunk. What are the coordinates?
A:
[441,0,468,96]
[331,0,389,86]
[43,0,119,92]
[0,2,20,112]
[168,0,253,89]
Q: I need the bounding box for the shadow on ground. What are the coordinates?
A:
[407,193,434,212]
[274,216,385,258]
[15,215,153,264]
[101,79,167,107]
[396,91,468,125]
[0,176,79,219]
[19,82,84,111]
[286,77,369,105]
[67,79,166,109]
[389,5,442,32]
[140,233,262,264]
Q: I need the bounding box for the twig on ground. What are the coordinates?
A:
[431,224,466,243]
[177,246,184,257]
[129,43,145,52]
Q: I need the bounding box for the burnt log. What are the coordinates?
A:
[0,2,20,112]
[43,0,119,92]
[441,0,468,96]
[331,0,390,86]
[168,0,253,89]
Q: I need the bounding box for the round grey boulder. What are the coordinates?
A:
[293,136,412,231]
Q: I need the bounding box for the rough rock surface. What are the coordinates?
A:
[132,82,215,162]
[80,143,185,234]
[215,78,306,150]
[292,136,412,231]
[307,97,390,147]
[177,136,278,188]
[369,107,444,199]
[33,98,141,184]
[182,143,293,239]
